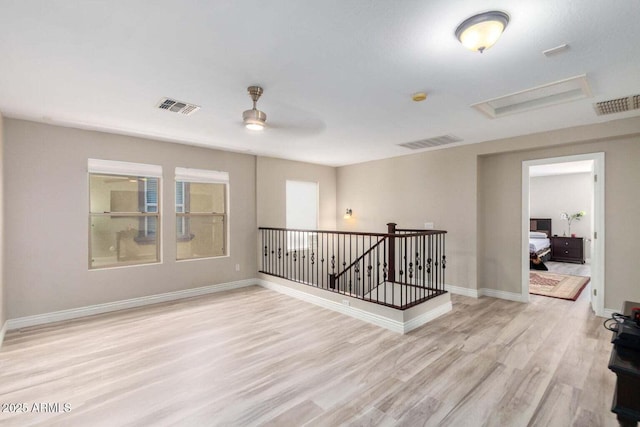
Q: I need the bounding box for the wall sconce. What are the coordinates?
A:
[344,208,352,219]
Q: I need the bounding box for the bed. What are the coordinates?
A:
[529,218,552,262]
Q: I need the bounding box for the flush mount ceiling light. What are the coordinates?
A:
[243,86,267,131]
[455,11,509,53]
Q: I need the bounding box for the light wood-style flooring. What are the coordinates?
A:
[545,261,591,277]
[0,285,618,426]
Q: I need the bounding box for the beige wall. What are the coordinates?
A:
[4,119,257,319]
[256,156,336,229]
[4,114,640,320]
[530,173,593,255]
[530,173,592,238]
[0,114,5,330]
[338,116,640,311]
[478,132,640,309]
[337,146,478,291]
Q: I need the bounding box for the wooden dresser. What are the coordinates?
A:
[550,236,585,264]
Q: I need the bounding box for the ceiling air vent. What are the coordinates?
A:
[156,98,201,116]
[472,74,592,119]
[398,134,462,150]
[593,95,640,116]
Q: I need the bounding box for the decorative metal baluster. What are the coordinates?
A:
[257,227,446,309]
[302,231,306,283]
[263,243,268,267]
[416,250,422,300]
[269,231,274,275]
[382,262,388,282]
[342,235,346,294]
[442,234,446,293]
[353,263,360,295]
[411,237,415,303]
[277,242,284,275]
[321,232,324,288]
[310,250,315,286]
[434,233,439,297]
[301,231,304,282]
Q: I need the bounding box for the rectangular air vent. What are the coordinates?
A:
[593,95,640,116]
[398,134,462,150]
[156,98,200,116]
[472,74,592,119]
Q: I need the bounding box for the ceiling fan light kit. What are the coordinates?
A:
[455,10,509,53]
[243,86,267,130]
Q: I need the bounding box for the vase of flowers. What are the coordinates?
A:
[560,211,586,237]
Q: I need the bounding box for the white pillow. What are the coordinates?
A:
[530,231,547,239]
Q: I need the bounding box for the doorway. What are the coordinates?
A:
[522,153,605,315]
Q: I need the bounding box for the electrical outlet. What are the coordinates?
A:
[424,222,434,229]
[341,299,350,306]
[235,264,240,272]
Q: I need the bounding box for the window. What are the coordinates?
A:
[286,180,318,250]
[175,167,229,260]
[88,159,162,269]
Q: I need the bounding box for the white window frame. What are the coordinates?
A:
[88,158,163,269]
[175,167,230,260]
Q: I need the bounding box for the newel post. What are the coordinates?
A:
[387,223,396,283]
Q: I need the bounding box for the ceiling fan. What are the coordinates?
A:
[240,85,326,136]
[243,86,267,131]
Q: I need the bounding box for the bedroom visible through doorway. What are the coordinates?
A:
[522,153,605,315]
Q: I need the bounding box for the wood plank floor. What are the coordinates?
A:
[545,261,591,277]
[0,285,618,426]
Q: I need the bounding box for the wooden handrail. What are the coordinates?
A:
[258,226,446,237]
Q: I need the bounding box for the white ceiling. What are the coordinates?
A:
[1,1,639,166]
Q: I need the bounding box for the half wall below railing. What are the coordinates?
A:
[258,223,447,310]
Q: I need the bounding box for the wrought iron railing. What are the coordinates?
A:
[259,223,447,309]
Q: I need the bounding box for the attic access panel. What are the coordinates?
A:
[472,75,592,119]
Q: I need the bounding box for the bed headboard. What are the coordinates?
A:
[530,218,552,237]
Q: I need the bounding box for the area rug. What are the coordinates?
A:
[529,271,590,301]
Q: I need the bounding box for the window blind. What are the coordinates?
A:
[175,167,229,184]
[88,158,162,178]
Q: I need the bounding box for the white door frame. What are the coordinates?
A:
[521,152,605,316]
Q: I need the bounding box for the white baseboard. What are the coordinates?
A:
[445,283,526,303]
[403,302,453,334]
[258,279,405,333]
[6,279,256,331]
[445,284,480,298]
[258,279,451,334]
[3,277,456,335]
[0,320,7,348]
[479,288,527,302]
